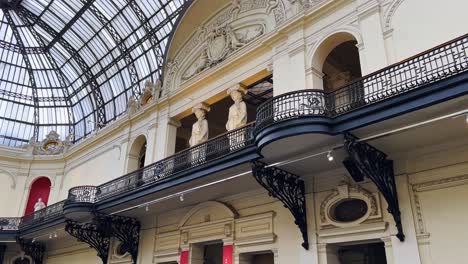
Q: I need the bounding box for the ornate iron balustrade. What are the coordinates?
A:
[0,217,21,231]
[96,123,255,201]
[21,200,66,227]
[256,34,468,130]
[68,186,99,204]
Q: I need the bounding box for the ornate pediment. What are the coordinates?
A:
[163,0,286,93]
[26,131,73,155]
[181,23,265,81]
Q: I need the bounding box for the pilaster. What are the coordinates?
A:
[357,0,388,74]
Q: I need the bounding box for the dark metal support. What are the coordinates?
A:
[65,220,112,264]
[16,238,45,264]
[96,215,141,264]
[342,132,405,241]
[3,10,40,140]
[251,161,309,250]
[66,215,141,264]
[82,1,140,98]
[0,244,6,264]
[14,10,76,138]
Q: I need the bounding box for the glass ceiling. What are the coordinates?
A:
[0,0,187,147]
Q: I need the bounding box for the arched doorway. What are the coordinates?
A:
[24,177,51,215]
[127,135,147,173]
[312,32,364,113]
[322,40,362,92]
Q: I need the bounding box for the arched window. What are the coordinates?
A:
[24,177,51,215]
[127,135,147,172]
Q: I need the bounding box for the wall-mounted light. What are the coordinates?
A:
[145,204,149,212]
[179,194,184,202]
[327,151,334,162]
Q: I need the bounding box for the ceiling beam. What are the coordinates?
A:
[3,9,40,139]
[17,5,107,130]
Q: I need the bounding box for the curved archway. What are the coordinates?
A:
[310,32,364,112]
[127,135,147,172]
[24,177,51,215]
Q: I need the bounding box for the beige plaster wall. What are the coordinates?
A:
[389,0,468,61]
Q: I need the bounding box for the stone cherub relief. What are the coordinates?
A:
[226,86,248,131]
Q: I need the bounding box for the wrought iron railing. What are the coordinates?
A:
[256,34,468,130]
[21,200,66,227]
[67,186,99,204]
[77,123,256,202]
[0,217,21,231]
[0,200,66,231]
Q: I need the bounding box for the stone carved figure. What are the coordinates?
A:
[127,96,139,115]
[226,86,248,131]
[27,130,67,155]
[34,198,46,212]
[189,103,210,147]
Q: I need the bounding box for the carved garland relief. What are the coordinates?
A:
[319,182,382,228]
[163,0,286,93]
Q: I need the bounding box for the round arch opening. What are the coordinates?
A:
[24,177,51,215]
[127,135,147,173]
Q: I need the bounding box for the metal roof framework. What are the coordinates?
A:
[0,0,187,147]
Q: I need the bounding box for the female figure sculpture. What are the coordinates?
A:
[226,86,247,131]
[189,103,210,147]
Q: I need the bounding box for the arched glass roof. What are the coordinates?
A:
[0,0,187,147]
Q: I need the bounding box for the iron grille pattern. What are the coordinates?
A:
[0,217,21,231]
[79,123,255,202]
[20,200,66,227]
[256,34,468,131]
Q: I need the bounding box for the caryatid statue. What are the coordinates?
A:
[226,86,247,131]
[189,103,210,147]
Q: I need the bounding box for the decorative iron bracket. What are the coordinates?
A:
[0,244,6,264]
[66,215,141,264]
[251,161,309,249]
[65,220,112,264]
[96,214,141,264]
[342,132,405,241]
[16,238,45,264]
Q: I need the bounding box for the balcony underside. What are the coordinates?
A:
[257,71,468,160]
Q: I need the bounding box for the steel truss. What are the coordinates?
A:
[17,6,107,129]
[65,215,140,264]
[16,238,45,264]
[342,132,405,241]
[81,0,140,98]
[251,161,309,250]
[3,10,40,140]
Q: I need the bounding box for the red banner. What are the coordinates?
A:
[180,251,189,264]
[222,245,233,264]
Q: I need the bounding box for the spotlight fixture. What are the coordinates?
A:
[32,238,36,243]
[54,232,58,238]
[327,151,334,162]
[465,114,468,125]
[49,234,53,239]
[179,194,184,202]
[145,204,149,212]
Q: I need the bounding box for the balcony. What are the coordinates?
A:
[0,34,467,236]
[255,34,468,151]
